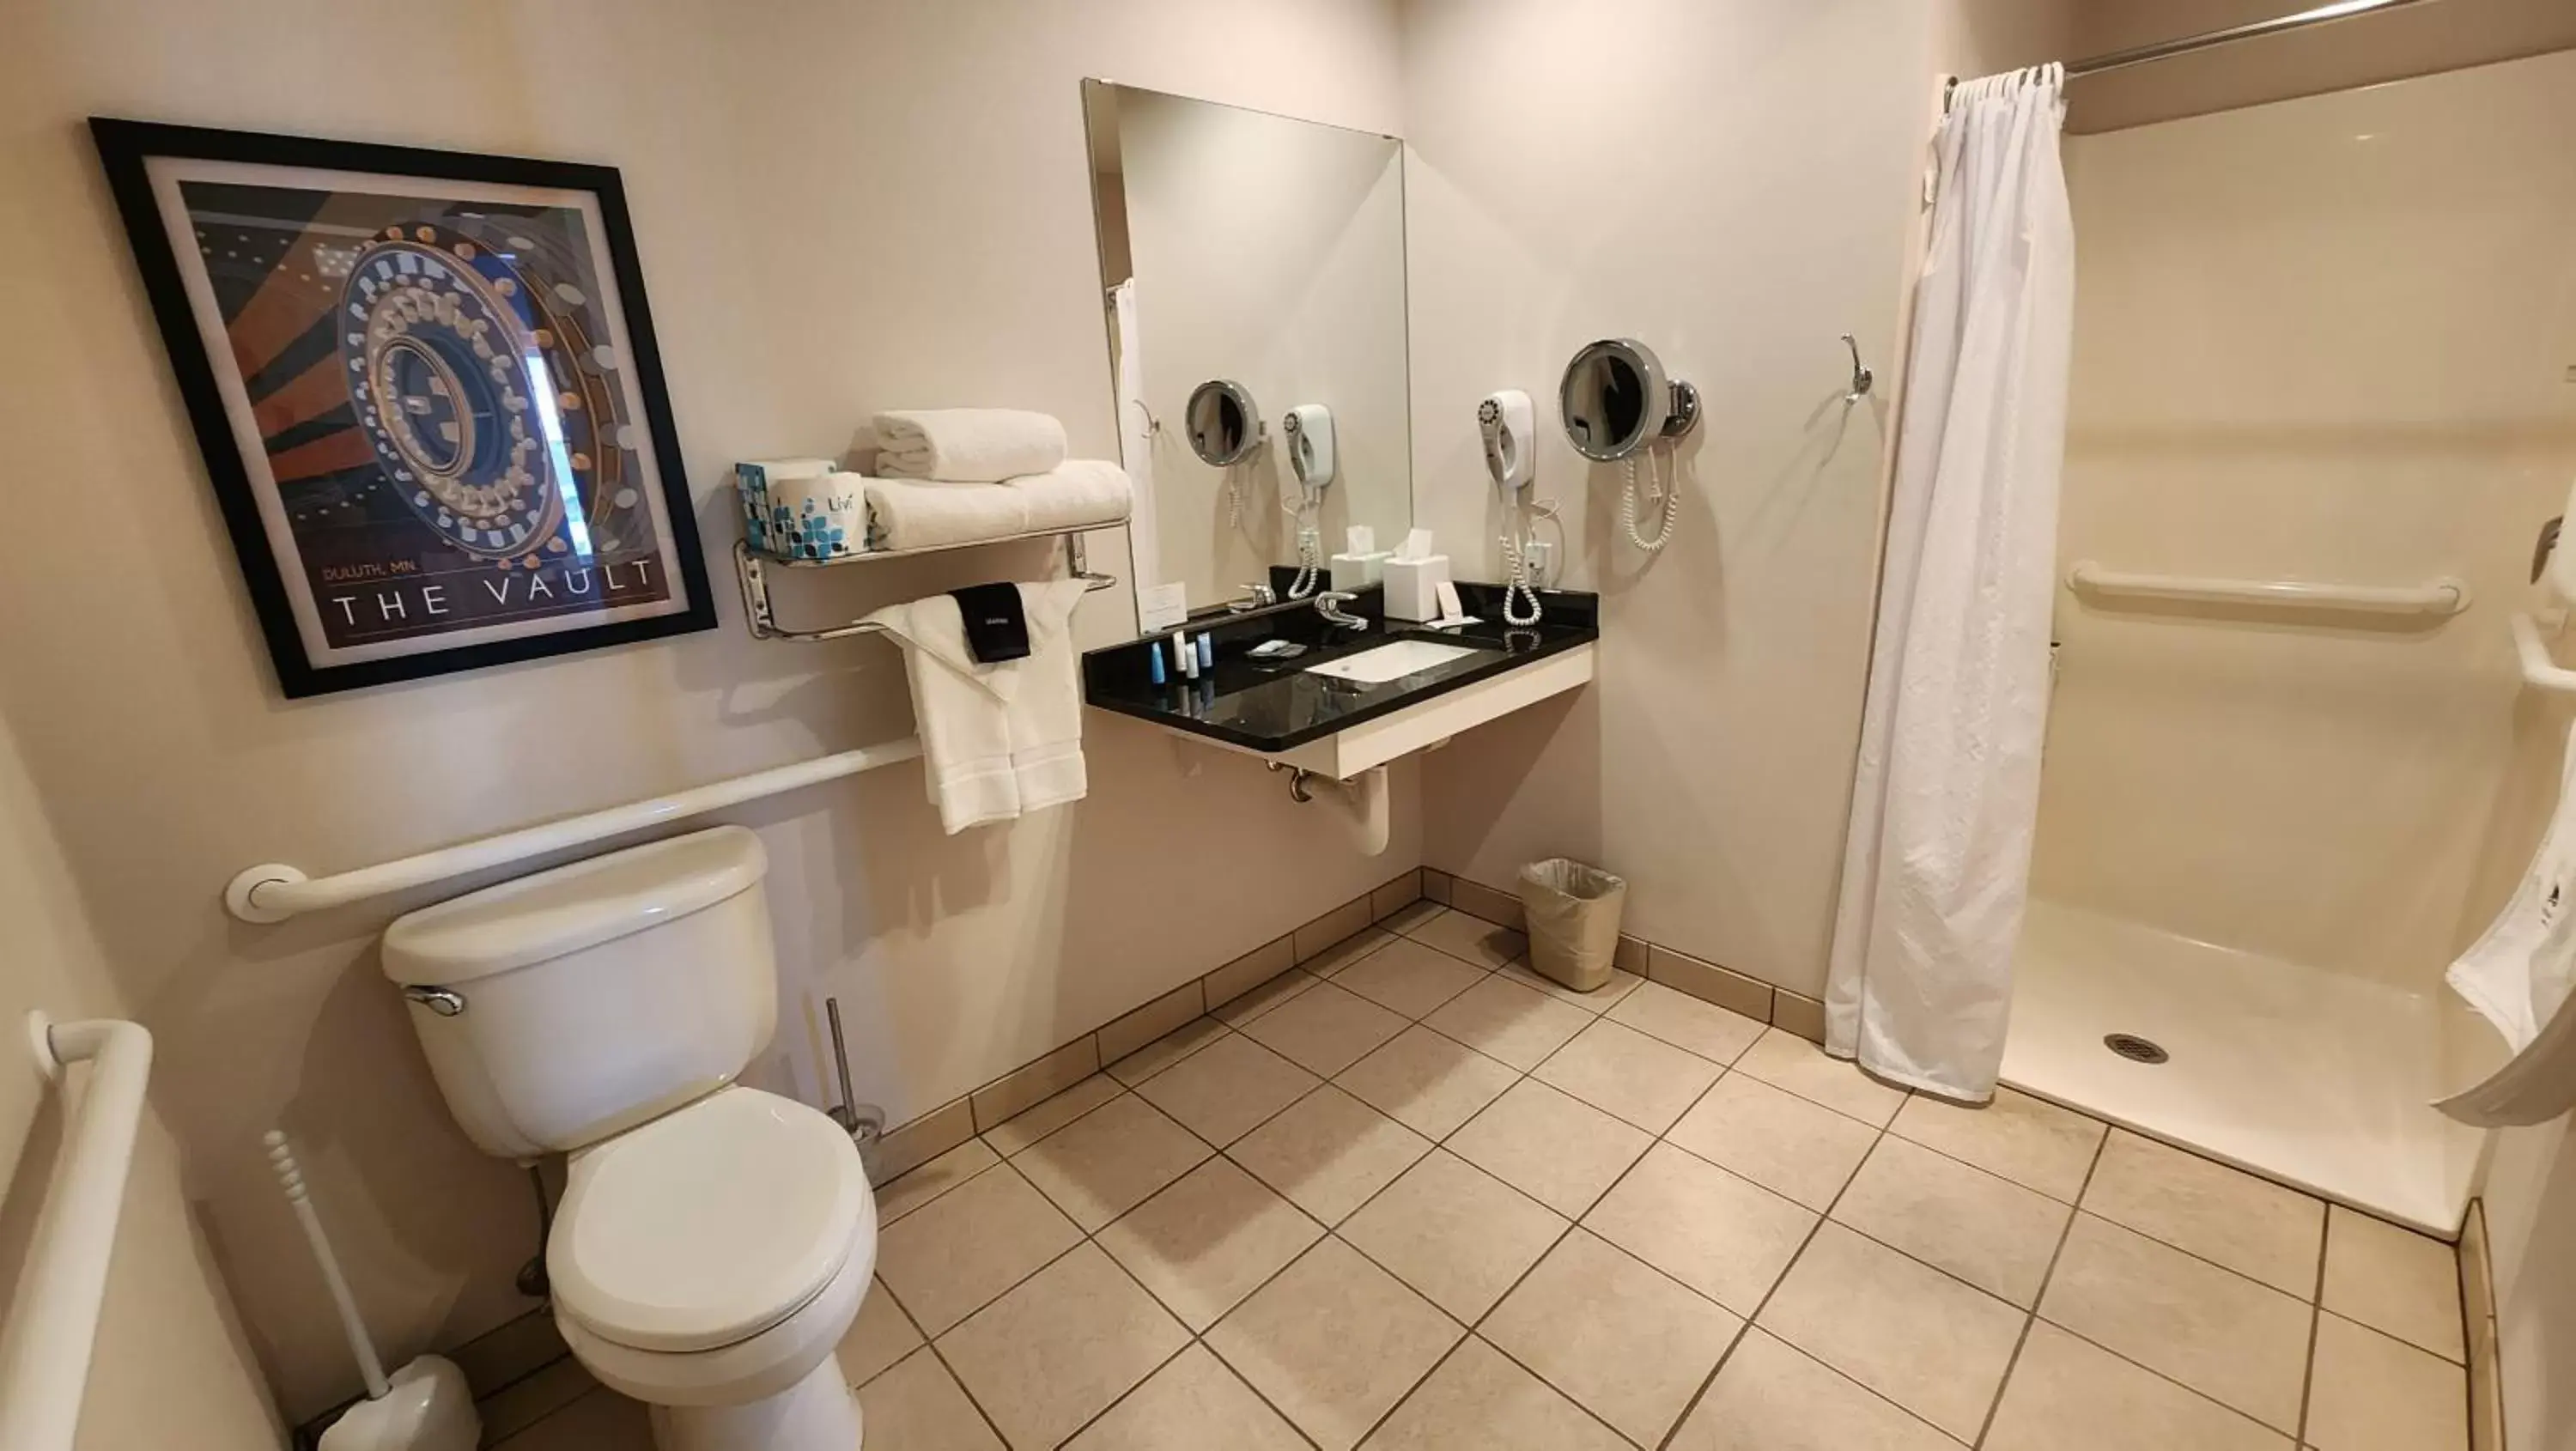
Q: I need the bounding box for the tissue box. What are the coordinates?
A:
[1382,555,1451,622]
[1330,550,1392,592]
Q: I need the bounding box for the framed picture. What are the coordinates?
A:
[90,118,714,697]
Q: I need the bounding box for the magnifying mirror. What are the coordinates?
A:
[1184,379,1265,466]
[1558,338,1699,461]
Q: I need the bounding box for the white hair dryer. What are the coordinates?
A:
[1481,391,1546,626]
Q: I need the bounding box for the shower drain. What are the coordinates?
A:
[2104,1033,2170,1065]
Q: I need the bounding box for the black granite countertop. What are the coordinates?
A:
[1082,583,1599,753]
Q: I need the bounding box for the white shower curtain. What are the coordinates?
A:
[1826,65,2075,1102]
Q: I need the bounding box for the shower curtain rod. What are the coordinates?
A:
[2063,0,2445,80]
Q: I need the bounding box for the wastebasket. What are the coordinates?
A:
[1517,859,1628,993]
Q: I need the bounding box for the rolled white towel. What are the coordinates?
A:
[865,461,1131,552]
[875,409,1067,483]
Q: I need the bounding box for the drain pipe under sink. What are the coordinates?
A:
[1267,763,1391,856]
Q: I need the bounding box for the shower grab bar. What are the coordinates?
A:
[2511,612,2576,694]
[224,738,927,923]
[2068,561,2470,616]
[0,1014,153,1451]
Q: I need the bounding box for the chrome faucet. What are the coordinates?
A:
[1314,590,1369,630]
[1227,582,1279,613]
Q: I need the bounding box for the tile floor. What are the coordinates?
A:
[493,906,2472,1451]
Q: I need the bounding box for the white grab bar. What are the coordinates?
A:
[2067,560,2470,616]
[225,737,926,923]
[0,1015,153,1451]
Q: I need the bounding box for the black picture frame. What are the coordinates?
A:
[89,118,715,697]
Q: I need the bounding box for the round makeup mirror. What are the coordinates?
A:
[1558,338,1699,461]
[1184,379,1265,466]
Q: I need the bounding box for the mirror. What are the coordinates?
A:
[1184,379,1264,465]
[1559,337,1699,461]
[1084,80,1413,627]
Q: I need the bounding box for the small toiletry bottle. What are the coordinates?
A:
[1181,633,1200,680]
[1148,640,1166,686]
[1196,633,1214,671]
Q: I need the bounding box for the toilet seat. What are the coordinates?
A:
[550,1086,870,1355]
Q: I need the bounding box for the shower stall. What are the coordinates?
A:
[1999,38,2576,1234]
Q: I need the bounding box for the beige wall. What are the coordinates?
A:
[2034,49,2576,986]
[0,0,1413,1422]
[0,714,283,1448]
[2066,0,2576,134]
[1401,0,2068,998]
[1114,89,1412,609]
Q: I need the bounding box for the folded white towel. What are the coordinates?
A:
[864,460,1132,551]
[875,409,1068,483]
[862,580,1091,834]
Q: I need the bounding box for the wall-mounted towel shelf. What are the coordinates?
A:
[733,525,1121,643]
[2068,561,2470,617]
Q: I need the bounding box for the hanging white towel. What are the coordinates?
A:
[874,409,1068,483]
[863,461,1132,550]
[2437,722,2576,1126]
[863,579,1090,834]
[1825,65,2076,1102]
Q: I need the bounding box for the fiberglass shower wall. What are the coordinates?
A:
[2015,47,2576,1229]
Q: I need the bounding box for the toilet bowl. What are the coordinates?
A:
[380,827,880,1449]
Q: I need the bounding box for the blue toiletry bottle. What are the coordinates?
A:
[1148,641,1166,686]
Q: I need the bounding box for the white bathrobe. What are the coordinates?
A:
[863,580,1091,834]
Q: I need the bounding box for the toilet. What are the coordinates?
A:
[381,825,872,1451]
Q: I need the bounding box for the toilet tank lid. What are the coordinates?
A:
[381,825,767,985]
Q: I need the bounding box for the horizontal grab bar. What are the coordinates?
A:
[0,1015,154,1451]
[2067,561,2470,616]
[226,738,927,923]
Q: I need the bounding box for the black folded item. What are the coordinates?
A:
[950,583,1030,663]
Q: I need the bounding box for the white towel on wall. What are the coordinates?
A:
[874,409,1068,483]
[864,461,1132,551]
[863,579,1091,834]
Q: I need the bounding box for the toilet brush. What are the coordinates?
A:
[266,1132,480,1451]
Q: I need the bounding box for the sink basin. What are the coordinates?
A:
[1303,640,1483,684]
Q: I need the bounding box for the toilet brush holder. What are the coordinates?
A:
[269,1132,480,1451]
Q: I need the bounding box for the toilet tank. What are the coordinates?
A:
[381,825,779,1160]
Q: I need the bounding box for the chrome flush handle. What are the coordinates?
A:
[403,985,467,1017]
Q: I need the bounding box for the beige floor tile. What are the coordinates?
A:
[1583,1143,1815,1314]
[876,1162,1083,1334]
[1334,1023,1520,1140]
[1734,1029,1911,1126]
[1756,1222,2025,1441]
[1407,907,1530,968]
[854,1347,1005,1451]
[2038,1213,2312,1433]
[1207,1238,1465,1451]
[1011,1093,1212,1231]
[1664,1071,1878,1211]
[479,1357,599,1445]
[938,1243,1190,1450]
[1362,1337,1628,1451]
[1887,1087,2105,1204]
[1606,978,1767,1065]
[2306,1312,2470,1451]
[1424,974,1594,1071]
[1095,1157,1325,1331]
[836,1278,923,1387]
[982,1072,1124,1157]
[1217,967,1321,1027]
[1532,1017,1723,1132]
[2081,1130,2324,1297]
[1449,1078,1653,1217]
[1497,959,1644,1012]
[1832,1136,2070,1308]
[1229,1084,1434,1224]
[1332,935,1492,1019]
[1984,1320,2287,1451]
[1378,899,1445,939]
[1132,1031,1321,1146]
[1238,979,1411,1078]
[1483,1228,1743,1446]
[2322,1205,2465,1362]
[1107,1017,1230,1086]
[489,1386,652,1451]
[875,1137,1001,1224]
[1340,1149,1570,1321]
[1066,1343,1308,1451]
[1307,926,1399,979]
[1671,1328,1960,1451]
